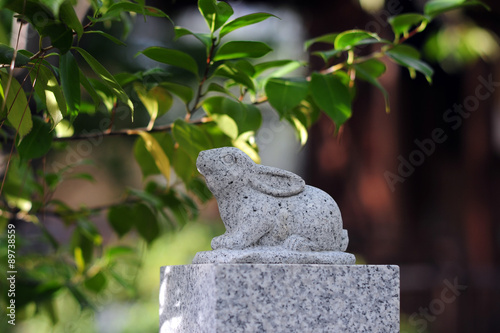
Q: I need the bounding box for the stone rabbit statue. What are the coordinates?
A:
[196,147,349,252]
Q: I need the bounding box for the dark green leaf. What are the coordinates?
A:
[97,2,171,22]
[304,33,339,50]
[59,0,84,40]
[310,73,352,128]
[84,271,107,293]
[187,177,212,203]
[40,22,74,54]
[83,30,126,46]
[424,0,489,18]
[133,203,160,243]
[386,44,434,82]
[355,63,390,113]
[160,82,194,104]
[202,96,262,139]
[174,27,212,48]
[213,41,272,61]
[0,71,33,138]
[107,204,134,237]
[30,64,67,127]
[0,43,30,66]
[334,30,381,50]
[198,0,234,33]
[138,47,199,76]
[213,63,255,91]
[311,49,343,63]
[355,58,386,78]
[264,78,309,117]
[79,69,101,107]
[388,13,428,38]
[60,51,81,117]
[17,116,53,160]
[172,119,212,161]
[74,47,133,112]
[220,13,277,38]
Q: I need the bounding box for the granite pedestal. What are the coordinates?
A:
[159,264,399,333]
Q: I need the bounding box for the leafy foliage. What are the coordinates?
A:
[0,0,489,323]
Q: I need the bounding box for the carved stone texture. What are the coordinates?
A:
[193,147,355,264]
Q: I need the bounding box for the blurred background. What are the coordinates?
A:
[3,0,500,332]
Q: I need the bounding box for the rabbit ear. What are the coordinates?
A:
[249,165,305,197]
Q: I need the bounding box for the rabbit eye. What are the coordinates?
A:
[221,154,236,165]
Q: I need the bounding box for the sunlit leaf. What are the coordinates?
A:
[220,12,277,38]
[133,83,173,127]
[213,41,272,61]
[0,71,33,138]
[355,63,390,113]
[198,0,234,33]
[334,29,382,50]
[172,119,213,161]
[202,96,262,139]
[30,64,66,127]
[213,62,255,91]
[388,13,428,38]
[135,131,171,186]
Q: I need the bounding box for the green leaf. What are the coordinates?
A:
[311,49,343,63]
[174,27,212,49]
[264,78,309,117]
[97,2,170,22]
[310,73,352,128]
[355,63,390,113]
[84,271,107,293]
[59,0,83,40]
[133,203,160,243]
[220,13,277,38]
[83,31,126,46]
[40,22,74,54]
[79,68,101,107]
[388,13,428,38]
[253,60,303,77]
[135,131,171,185]
[304,33,339,50]
[108,204,134,237]
[0,72,33,138]
[30,64,67,127]
[213,63,255,92]
[213,41,272,61]
[386,44,434,82]
[17,116,53,160]
[198,0,234,33]
[60,52,81,117]
[172,119,212,161]
[73,47,133,112]
[105,246,135,260]
[137,47,199,76]
[133,83,173,127]
[202,96,262,139]
[0,43,30,66]
[160,82,194,105]
[334,30,381,50]
[355,58,386,78]
[424,0,489,19]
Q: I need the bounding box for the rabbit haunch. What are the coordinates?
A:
[196,147,349,252]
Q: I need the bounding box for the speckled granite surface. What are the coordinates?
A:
[159,264,399,333]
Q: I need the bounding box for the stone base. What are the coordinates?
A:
[159,264,399,333]
[192,248,356,264]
